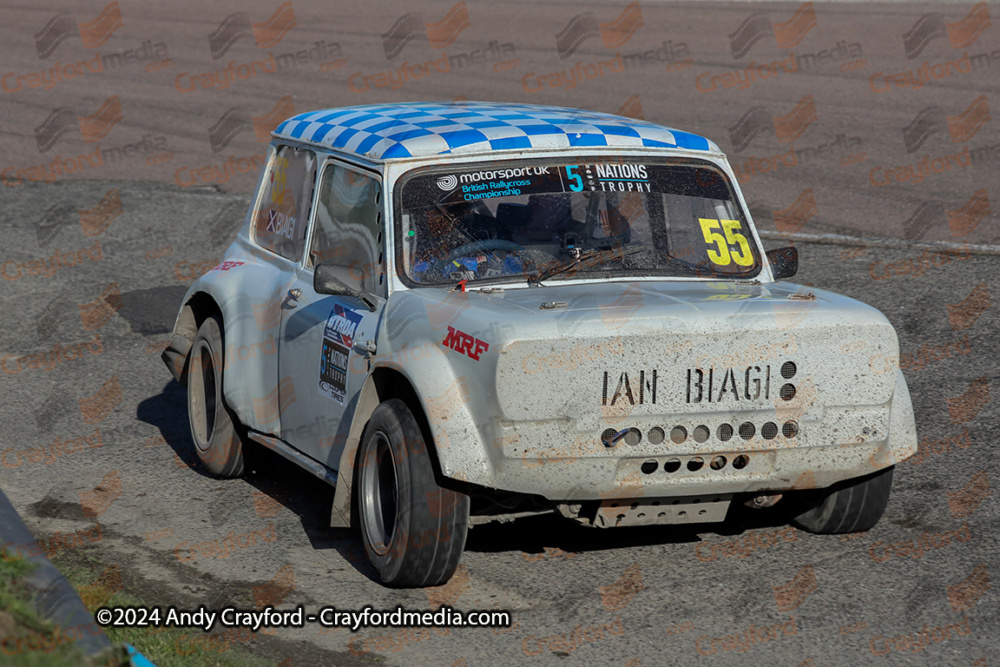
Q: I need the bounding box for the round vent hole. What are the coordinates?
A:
[717,424,734,442]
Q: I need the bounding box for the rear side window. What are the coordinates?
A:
[252,145,317,261]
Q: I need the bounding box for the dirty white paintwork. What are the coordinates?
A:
[163,105,918,529]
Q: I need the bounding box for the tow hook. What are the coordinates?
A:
[746,493,783,508]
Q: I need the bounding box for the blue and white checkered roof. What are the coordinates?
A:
[272,102,716,160]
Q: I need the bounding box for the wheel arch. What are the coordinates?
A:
[330,366,465,528]
[161,291,223,385]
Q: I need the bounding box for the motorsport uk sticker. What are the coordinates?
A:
[319,304,363,404]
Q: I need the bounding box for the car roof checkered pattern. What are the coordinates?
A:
[272,102,714,160]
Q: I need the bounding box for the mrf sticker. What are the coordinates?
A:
[319,304,363,404]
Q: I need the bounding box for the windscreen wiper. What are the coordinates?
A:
[530,245,645,285]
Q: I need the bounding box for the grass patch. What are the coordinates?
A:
[48,548,276,667]
[0,547,116,666]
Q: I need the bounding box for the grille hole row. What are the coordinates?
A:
[603,422,798,448]
[609,497,723,510]
[639,454,752,475]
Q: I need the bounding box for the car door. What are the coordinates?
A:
[226,144,316,438]
[278,159,386,468]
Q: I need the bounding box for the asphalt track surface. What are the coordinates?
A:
[0,1,998,665]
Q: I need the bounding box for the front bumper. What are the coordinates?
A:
[480,371,917,501]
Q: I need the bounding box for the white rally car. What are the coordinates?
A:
[162,102,917,587]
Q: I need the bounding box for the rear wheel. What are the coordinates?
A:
[357,399,469,587]
[186,316,244,478]
[787,466,894,534]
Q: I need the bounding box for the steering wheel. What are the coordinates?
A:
[427,239,536,278]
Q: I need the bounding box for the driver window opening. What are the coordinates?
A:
[309,163,385,297]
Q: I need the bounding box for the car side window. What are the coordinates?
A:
[309,162,385,297]
[252,145,317,261]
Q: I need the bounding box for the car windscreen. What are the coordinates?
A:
[395,158,761,286]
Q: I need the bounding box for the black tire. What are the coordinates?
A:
[788,466,894,534]
[357,399,469,587]
[186,316,244,478]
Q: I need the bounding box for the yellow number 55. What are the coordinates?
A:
[698,218,753,267]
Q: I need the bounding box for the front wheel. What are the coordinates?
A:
[357,399,469,587]
[787,466,894,534]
